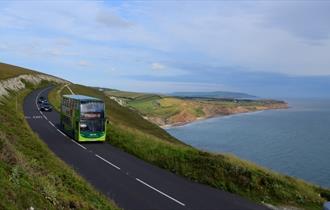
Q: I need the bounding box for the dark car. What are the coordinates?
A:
[40,103,52,112]
[38,97,48,104]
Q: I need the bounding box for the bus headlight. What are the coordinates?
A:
[80,124,87,128]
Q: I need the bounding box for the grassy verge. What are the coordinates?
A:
[49,83,330,210]
[0,82,118,209]
[108,124,329,210]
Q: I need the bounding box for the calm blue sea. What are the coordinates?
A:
[167,99,330,188]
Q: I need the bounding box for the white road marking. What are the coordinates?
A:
[71,139,87,150]
[135,178,186,207]
[48,121,55,127]
[56,128,68,137]
[34,87,87,150]
[28,115,43,119]
[33,87,186,208]
[95,154,121,170]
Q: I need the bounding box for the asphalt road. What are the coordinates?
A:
[23,86,270,210]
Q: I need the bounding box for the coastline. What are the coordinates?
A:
[161,105,289,129]
[160,115,215,129]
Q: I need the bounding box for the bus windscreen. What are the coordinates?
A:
[80,102,104,119]
[80,119,105,132]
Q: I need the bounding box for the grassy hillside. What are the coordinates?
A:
[106,90,288,127]
[0,62,39,80]
[49,84,330,210]
[0,66,118,209]
[170,91,256,99]
[50,85,182,145]
[105,90,159,100]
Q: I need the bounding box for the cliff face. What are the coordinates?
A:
[0,74,67,99]
[104,89,288,127]
[144,99,289,127]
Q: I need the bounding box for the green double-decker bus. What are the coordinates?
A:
[60,95,106,142]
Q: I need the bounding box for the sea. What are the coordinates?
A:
[167,98,330,188]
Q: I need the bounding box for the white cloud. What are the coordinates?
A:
[77,60,90,67]
[55,38,71,47]
[0,44,8,50]
[108,79,228,93]
[96,9,133,28]
[136,1,330,76]
[260,1,330,40]
[1,0,330,95]
[151,62,165,70]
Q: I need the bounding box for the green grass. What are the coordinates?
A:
[128,96,180,119]
[0,63,39,80]
[49,83,330,210]
[106,90,287,127]
[105,90,159,100]
[0,63,119,209]
[50,84,182,145]
[105,90,186,119]
[108,124,329,210]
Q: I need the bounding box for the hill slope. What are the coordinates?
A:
[49,83,330,210]
[0,64,118,209]
[105,89,288,127]
[0,62,38,80]
[50,84,181,145]
[170,91,256,99]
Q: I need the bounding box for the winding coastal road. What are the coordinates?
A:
[23,86,270,210]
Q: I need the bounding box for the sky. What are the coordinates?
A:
[0,0,330,98]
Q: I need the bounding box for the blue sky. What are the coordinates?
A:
[0,1,330,98]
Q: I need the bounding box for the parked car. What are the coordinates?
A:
[40,102,52,112]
